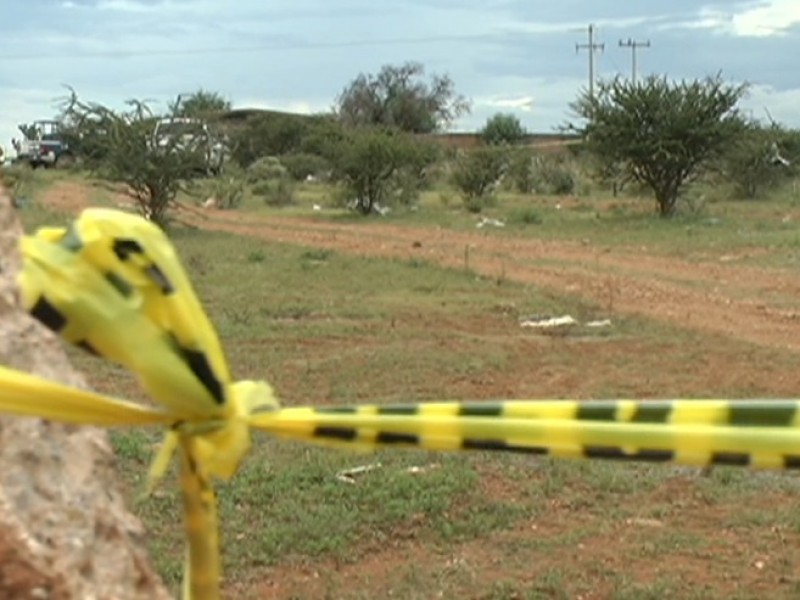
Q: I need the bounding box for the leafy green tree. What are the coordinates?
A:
[59,91,206,228]
[572,74,747,217]
[170,89,231,118]
[331,127,430,215]
[480,113,527,145]
[335,62,471,133]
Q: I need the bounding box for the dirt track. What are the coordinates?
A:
[41,181,800,355]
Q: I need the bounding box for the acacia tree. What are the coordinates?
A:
[330,126,433,215]
[335,62,471,133]
[573,74,747,217]
[59,91,206,228]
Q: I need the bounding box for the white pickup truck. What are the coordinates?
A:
[151,117,226,175]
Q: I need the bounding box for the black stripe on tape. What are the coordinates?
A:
[459,403,503,417]
[30,296,67,333]
[314,426,357,441]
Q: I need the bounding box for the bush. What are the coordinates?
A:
[451,146,507,210]
[480,113,527,146]
[507,148,536,193]
[246,156,287,183]
[533,155,577,195]
[204,164,246,209]
[509,206,543,225]
[253,178,295,206]
[280,152,330,181]
[720,123,796,199]
[330,126,433,215]
[390,167,425,206]
[463,194,497,213]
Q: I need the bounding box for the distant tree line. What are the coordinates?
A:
[47,61,800,227]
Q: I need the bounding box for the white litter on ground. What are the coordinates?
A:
[519,315,613,329]
[585,319,613,328]
[476,217,505,228]
[520,315,578,328]
[335,462,382,484]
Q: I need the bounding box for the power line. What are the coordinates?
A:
[0,32,506,62]
[618,38,650,84]
[575,24,604,99]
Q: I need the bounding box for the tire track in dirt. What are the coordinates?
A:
[186,210,800,354]
[38,181,800,354]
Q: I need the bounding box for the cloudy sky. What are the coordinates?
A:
[1,0,799,153]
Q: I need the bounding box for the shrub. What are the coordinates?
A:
[280,152,330,181]
[451,146,507,211]
[207,176,245,209]
[246,156,287,183]
[533,155,577,195]
[253,178,295,206]
[507,148,536,193]
[480,113,527,146]
[329,126,433,215]
[721,123,796,199]
[509,206,543,225]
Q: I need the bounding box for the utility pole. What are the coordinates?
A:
[618,38,650,84]
[576,24,604,100]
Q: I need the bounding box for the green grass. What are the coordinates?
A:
[204,174,800,270]
[14,171,800,598]
[78,228,800,597]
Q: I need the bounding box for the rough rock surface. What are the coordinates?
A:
[0,185,171,600]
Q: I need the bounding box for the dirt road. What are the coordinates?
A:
[41,181,800,355]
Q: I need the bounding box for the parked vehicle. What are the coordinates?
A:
[12,120,74,168]
[151,117,226,175]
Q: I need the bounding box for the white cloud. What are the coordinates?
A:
[662,1,800,37]
[464,77,584,132]
[731,0,800,36]
[234,98,330,114]
[4,0,800,151]
[740,83,800,124]
[484,96,535,112]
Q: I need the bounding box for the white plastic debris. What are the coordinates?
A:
[585,319,612,328]
[476,217,505,228]
[520,315,577,328]
[335,462,382,484]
